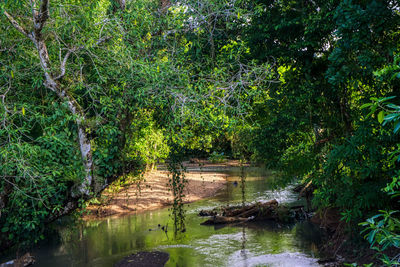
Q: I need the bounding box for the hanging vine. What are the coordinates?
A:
[167,145,187,234]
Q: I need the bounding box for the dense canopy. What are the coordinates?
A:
[1,0,400,265]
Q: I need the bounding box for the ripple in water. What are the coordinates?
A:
[230,252,320,267]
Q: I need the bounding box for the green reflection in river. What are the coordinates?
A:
[23,168,322,267]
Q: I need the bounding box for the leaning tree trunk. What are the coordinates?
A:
[4,1,94,197]
[33,38,94,196]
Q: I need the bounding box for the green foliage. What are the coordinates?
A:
[242,3,400,251]
[360,211,400,251]
[313,119,396,223]
[0,101,82,244]
[124,110,170,170]
[359,95,400,266]
[208,151,227,163]
[0,0,224,246]
[167,143,187,234]
[278,140,316,179]
[1,0,400,259]
[360,210,400,266]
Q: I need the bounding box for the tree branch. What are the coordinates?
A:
[55,48,77,80]
[96,35,112,46]
[34,0,50,33]
[55,36,111,80]
[119,0,126,10]
[3,11,31,39]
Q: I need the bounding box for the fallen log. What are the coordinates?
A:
[236,207,259,218]
[237,200,278,218]
[199,200,279,218]
[223,204,256,217]
[198,204,243,217]
[200,199,289,225]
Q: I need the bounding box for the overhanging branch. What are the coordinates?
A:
[55,36,111,80]
[3,11,31,40]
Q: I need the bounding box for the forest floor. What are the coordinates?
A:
[82,160,246,219]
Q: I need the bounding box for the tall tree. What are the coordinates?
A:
[2,1,110,196]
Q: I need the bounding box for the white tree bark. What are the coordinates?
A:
[4,2,93,197]
[119,0,126,10]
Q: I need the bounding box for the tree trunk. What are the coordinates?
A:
[4,4,94,197]
[160,0,171,13]
[119,0,126,10]
[33,38,94,197]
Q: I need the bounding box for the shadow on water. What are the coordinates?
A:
[1,167,324,267]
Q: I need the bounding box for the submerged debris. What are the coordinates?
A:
[199,199,307,225]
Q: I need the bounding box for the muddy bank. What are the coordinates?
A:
[311,208,380,266]
[82,161,239,219]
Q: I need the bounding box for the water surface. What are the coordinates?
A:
[9,167,323,266]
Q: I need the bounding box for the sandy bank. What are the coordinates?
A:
[82,161,246,219]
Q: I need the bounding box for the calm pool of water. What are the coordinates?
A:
[5,167,323,267]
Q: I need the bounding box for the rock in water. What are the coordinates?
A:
[114,251,169,267]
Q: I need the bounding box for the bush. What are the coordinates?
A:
[313,119,397,224]
[208,151,227,163]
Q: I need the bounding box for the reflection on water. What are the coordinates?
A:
[2,167,323,267]
[231,252,319,267]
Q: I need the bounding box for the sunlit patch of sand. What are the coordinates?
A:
[82,162,232,219]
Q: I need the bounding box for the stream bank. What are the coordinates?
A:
[1,165,326,267]
[82,161,249,219]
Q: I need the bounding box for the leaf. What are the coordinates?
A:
[384,113,398,122]
[360,103,372,109]
[367,230,377,244]
[394,122,400,134]
[378,111,384,124]
[379,96,396,102]
[386,104,399,109]
[22,106,25,116]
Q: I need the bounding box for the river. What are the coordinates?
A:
[5,167,324,267]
